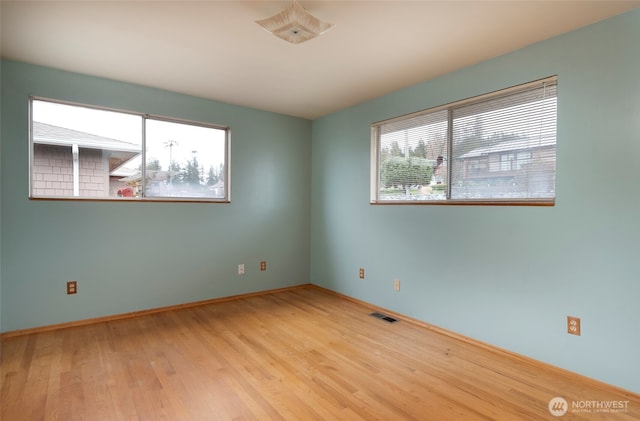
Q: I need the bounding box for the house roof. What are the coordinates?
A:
[32,121,140,174]
[33,121,140,152]
[459,135,555,159]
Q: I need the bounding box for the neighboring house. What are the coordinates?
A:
[118,168,172,197]
[457,135,556,189]
[31,122,141,197]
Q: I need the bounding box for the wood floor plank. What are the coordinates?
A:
[2,286,639,420]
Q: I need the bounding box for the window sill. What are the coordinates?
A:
[29,196,230,204]
[370,199,554,206]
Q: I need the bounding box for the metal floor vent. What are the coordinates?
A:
[370,312,398,323]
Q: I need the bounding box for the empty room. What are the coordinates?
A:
[1,1,639,419]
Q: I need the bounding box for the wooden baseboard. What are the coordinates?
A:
[0,284,312,340]
[308,284,640,400]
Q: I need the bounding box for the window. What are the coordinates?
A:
[371,76,557,205]
[30,98,229,202]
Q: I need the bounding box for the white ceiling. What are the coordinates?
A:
[2,1,638,119]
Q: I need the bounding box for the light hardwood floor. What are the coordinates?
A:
[1,286,638,420]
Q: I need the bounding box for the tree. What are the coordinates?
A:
[145,159,162,171]
[389,141,403,157]
[381,156,434,195]
[169,161,182,185]
[485,132,527,147]
[425,133,447,161]
[410,139,427,158]
[217,163,225,183]
[454,116,485,158]
[206,166,219,186]
[180,156,202,186]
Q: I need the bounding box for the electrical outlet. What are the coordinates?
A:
[260,261,267,271]
[567,316,581,336]
[238,264,245,275]
[359,268,365,279]
[393,278,400,291]
[66,281,77,295]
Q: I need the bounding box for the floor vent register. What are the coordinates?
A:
[370,312,398,323]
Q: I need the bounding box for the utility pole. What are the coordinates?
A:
[164,139,178,187]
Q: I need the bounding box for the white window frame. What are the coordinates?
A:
[370,76,557,206]
[29,97,230,203]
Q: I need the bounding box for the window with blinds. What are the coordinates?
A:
[371,76,557,205]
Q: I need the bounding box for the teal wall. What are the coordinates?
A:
[2,10,639,395]
[0,61,311,332]
[0,59,3,334]
[311,10,640,393]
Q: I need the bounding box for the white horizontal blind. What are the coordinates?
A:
[377,110,448,201]
[450,78,557,200]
